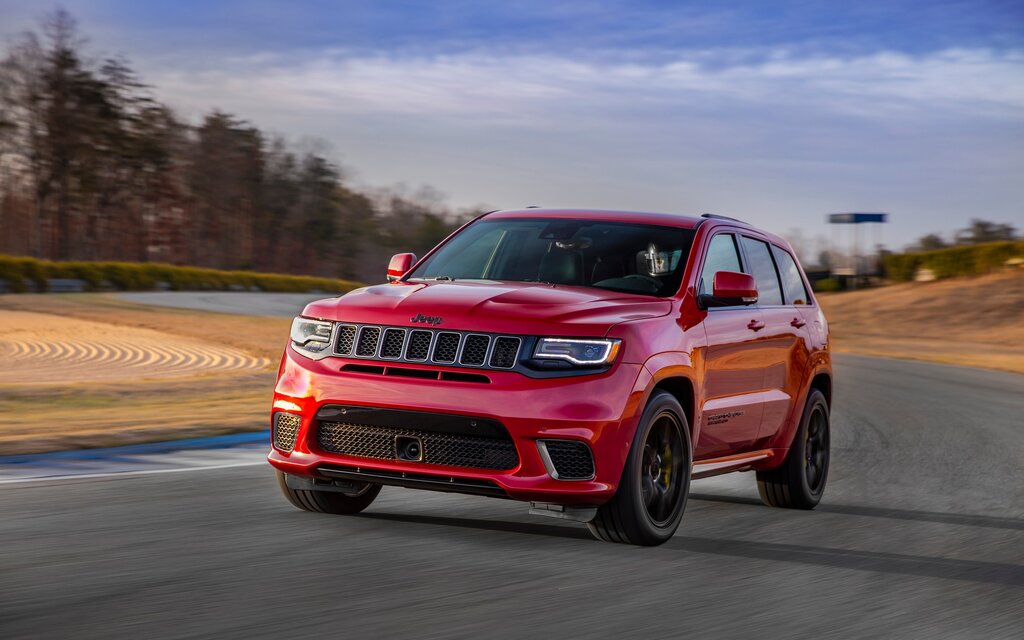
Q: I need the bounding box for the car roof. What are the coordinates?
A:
[485,208,705,229]
[482,208,793,248]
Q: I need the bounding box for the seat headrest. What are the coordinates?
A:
[539,249,582,285]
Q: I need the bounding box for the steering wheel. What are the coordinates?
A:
[623,274,661,291]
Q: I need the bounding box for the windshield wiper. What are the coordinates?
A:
[434,276,454,281]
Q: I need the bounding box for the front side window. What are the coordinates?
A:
[409,218,696,297]
[739,236,784,306]
[771,245,811,305]
[698,233,742,295]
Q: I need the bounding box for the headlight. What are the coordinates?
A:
[533,338,621,367]
[290,316,333,358]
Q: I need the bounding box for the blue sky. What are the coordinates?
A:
[2,0,1023,251]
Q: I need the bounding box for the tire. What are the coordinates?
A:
[276,470,382,515]
[588,391,692,546]
[756,388,830,509]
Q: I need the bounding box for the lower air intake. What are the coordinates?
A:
[273,412,301,452]
[541,440,595,480]
[318,422,519,471]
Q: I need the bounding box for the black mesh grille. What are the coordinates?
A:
[432,332,460,363]
[380,328,406,359]
[318,422,519,470]
[459,335,489,366]
[544,440,595,480]
[356,327,380,357]
[406,330,432,361]
[489,337,521,368]
[335,325,357,355]
[273,412,301,452]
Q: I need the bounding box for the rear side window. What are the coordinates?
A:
[739,236,783,306]
[771,245,811,305]
[699,234,742,294]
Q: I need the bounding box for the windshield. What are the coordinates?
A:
[409,218,696,297]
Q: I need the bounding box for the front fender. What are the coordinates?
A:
[640,351,703,447]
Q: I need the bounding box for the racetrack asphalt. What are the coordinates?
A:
[2,295,1022,638]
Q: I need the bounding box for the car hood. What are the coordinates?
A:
[302,280,672,336]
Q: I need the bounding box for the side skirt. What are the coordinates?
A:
[691,449,774,480]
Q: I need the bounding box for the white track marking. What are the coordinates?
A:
[0,461,267,485]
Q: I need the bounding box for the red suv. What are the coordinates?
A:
[268,209,832,545]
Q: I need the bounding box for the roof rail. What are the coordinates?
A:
[701,212,746,223]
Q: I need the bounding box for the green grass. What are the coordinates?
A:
[0,255,362,294]
[882,241,1024,282]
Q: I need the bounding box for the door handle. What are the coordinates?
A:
[747,319,765,332]
[790,318,807,328]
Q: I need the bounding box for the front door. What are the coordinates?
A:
[696,231,769,458]
[700,307,770,457]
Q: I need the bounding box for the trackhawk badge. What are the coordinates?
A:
[410,313,443,326]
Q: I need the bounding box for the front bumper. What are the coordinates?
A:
[267,345,650,505]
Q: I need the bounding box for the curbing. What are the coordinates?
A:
[0,430,269,466]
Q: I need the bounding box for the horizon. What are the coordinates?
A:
[1,0,1022,250]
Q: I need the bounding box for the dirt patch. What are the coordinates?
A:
[0,311,269,385]
[0,293,291,361]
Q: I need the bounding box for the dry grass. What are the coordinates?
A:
[0,376,273,455]
[819,270,1024,374]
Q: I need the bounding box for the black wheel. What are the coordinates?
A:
[756,389,830,509]
[276,471,382,515]
[588,391,692,546]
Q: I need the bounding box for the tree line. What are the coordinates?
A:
[0,10,478,283]
[911,219,1018,253]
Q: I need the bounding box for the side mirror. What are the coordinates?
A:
[387,253,417,282]
[699,271,758,308]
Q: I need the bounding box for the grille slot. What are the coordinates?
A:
[355,326,381,357]
[273,412,301,452]
[335,325,357,355]
[459,334,490,366]
[318,421,519,471]
[432,332,461,363]
[541,440,595,480]
[380,328,406,359]
[406,330,432,361]
[489,337,522,369]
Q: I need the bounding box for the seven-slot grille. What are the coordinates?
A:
[334,324,522,370]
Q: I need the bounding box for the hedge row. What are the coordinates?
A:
[0,255,363,294]
[882,241,1024,282]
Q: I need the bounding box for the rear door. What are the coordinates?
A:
[737,236,812,441]
[697,232,767,457]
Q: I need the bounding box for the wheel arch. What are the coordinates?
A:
[650,376,696,436]
[809,371,833,408]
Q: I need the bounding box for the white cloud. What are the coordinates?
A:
[142,47,1024,245]
[150,47,1024,125]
